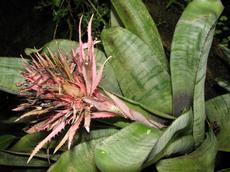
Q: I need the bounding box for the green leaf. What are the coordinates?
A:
[156,131,217,172]
[111,0,168,70]
[163,135,194,158]
[0,57,25,94]
[206,94,230,152]
[10,133,46,152]
[0,135,16,149]
[0,151,49,167]
[170,0,224,116]
[42,39,78,56]
[144,109,193,166]
[95,123,161,172]
[48,129,118,172]
[102,27,172,115]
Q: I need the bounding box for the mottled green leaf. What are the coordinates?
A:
[0,135,16,149]
[0,57,25,94]
[144,109,192,166]
[156,131,217,172]
[10,133,45,152]
[206,94,230,152]
[48,129,118,172]
[111,0,168,69]
[0,151,49,167]
[102,27,172,115]
[170,0,224,116]
[95,123,161,172]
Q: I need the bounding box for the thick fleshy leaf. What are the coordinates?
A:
[144,109,192,166]
[102,27,172,114]
[156,131,217,172]
[0,135,16,149]
[170,0,224,116]
[163,135,194,158]
[95,123,161,172]
[0,151,49,167]
[48,139,100,172]
[10,133,46,152]
[111,0,168,70]
[48,129,118,172]
[206,94,230,152]
[0,57,25,94]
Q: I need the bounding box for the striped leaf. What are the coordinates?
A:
[95,123,161,172]
[206,94,230,152]
[156,131,217,172]
[170,0,223,115]
[0,57,25,94]
[102,27,172,115]
[111,0,168,70]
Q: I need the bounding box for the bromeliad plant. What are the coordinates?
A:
[13,16,162,163]
[0,0,229,171]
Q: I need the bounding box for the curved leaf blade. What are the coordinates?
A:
[156,131,217,172]
[170,0,224,115]
[102,27,172,114]
[206,94,230,152]
[48,129,118,172]
[111,0,168,70]
[144,109,193,166]
[95,123,161,172]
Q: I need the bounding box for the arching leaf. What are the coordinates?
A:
[206,94,230,152]
[95,123,161,172]
[111,0,168,70]
[156,131,217,172]
[102,27,172,115]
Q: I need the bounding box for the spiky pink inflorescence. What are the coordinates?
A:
[14,16,163,163]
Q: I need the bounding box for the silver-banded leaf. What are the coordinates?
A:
[102,27,172,115]
[95,123,161,172]
[163,135,194,158]
[111,0,168,70]
[144,109,193,166]
[156,131,217,172]
[48,139,102,172]
[48,129,119,172]
[0,151,49,167]
[206,94,230,152]
[170,0,224,116]
[0,57,25,94]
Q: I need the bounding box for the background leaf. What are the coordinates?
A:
[0,57,25,94]
[111,0,168,70]
[206,94,230,152]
